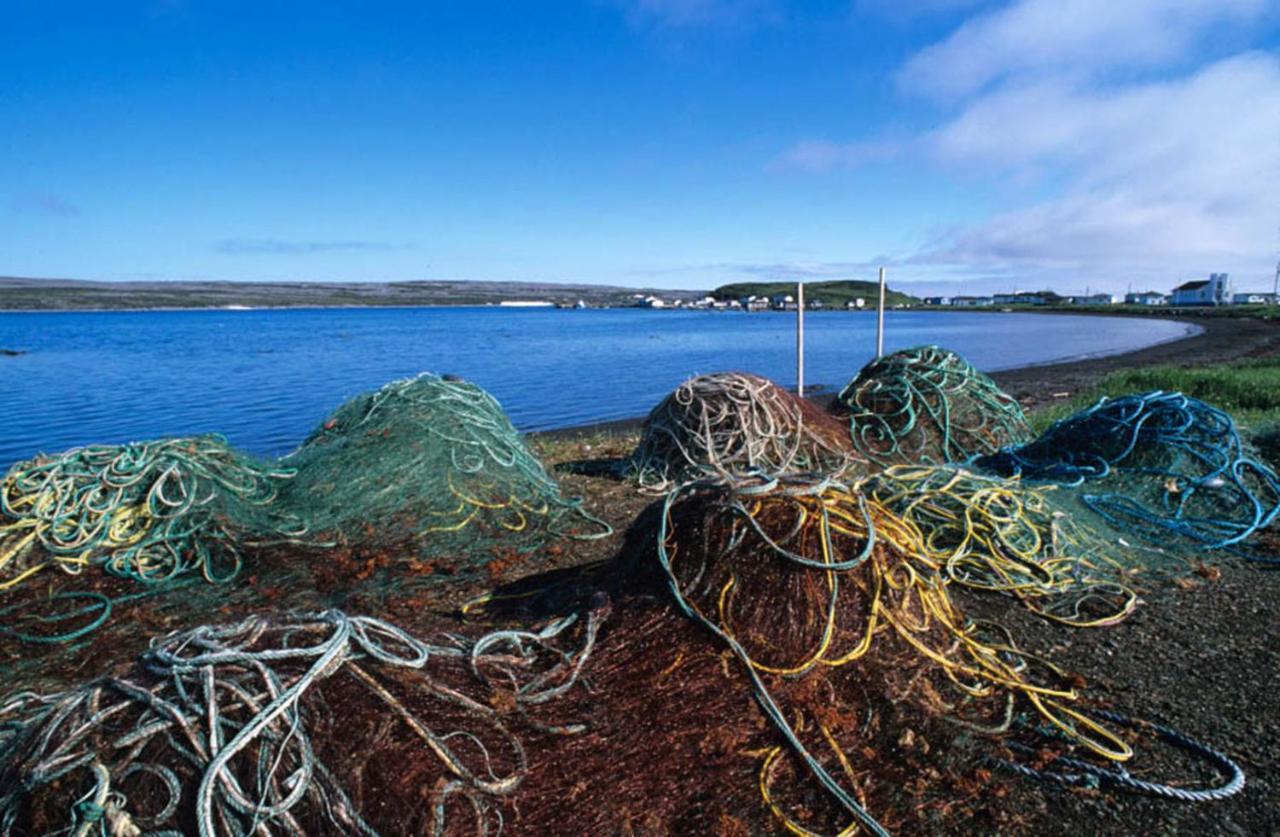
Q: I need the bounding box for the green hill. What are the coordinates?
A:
[711,279,918,307]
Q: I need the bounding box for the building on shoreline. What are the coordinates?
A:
[1170,273,1231,306]
[1125,291,1168,305]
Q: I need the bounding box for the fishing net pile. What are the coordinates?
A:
[629,475,1240,833]
[629,371,859,490]
[975,391,1280,555]
[861,465,1137,625]
[276,373,610,569]
[0,606,606,835]
[0,436,304,592]
[833,346,1034,467]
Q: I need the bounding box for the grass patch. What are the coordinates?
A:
[1030,358,1280,462]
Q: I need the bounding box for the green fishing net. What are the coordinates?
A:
[0,435,304,590]
[275,373,610,563]
[833,345,1034,466]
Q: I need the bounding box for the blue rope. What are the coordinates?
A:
[975,391,1280,558]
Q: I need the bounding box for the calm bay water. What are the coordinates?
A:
[0,307,1194,468]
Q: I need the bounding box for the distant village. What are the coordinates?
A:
[524,271,1277,311]
[621,293,870,311]
[921,272,1276,308]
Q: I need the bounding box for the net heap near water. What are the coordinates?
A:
[0,347,1272,834]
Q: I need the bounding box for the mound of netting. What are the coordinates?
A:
[0,606,606,835]
[975,391,1280,555]
[628,371,860,490]
[833,346,1033,467]
[0,435,305,592]
[860,465,1138,625]
[275,373,610,565]
[615,475,1241,832]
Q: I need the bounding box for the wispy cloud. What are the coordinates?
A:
[896,0,1267,99]
[11,192,79,217]
[215,239,407,255]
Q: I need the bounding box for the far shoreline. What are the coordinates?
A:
[535,315,1277,440]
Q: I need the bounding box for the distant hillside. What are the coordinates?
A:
[0,277,708,310]
[711,279,918,307]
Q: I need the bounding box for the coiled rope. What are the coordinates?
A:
[630,372,859,492]
[834,346,1033,467]
[0,605,606,835]
[861,465,1137,627]
[656,475,1136,836]
[975,391,1280,555]
[0,436,306,590]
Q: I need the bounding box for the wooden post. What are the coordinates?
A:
[796,282,805,397]
[876,267,887,358]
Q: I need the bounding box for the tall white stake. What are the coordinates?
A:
[876,267,887,358]
[796,282,805,397]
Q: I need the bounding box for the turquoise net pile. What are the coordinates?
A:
[0,374,609,648]
[975,391,1280,556]
[275,373,610,565]
[0,436,304,592]
[832,345,1034,466]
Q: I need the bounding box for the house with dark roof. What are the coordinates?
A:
[1170,273,1231,306]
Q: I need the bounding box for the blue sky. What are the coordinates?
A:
[3,1,1278,294]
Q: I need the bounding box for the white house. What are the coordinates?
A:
[1071,293,1118,305]
[1232,292,1277,305]
[950,295,994,307]
[1170,273,1231,306]
[1124,291,1167,305]
[845,298,866,310]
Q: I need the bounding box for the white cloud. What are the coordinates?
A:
[775,1,1280,291]
[897,0,1267,99]
[918,52,1280,285]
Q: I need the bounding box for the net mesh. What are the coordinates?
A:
[0,436,304,591]
[276,373,611,563]
[833,346,1034,466]
[629,371,861,490]
[975,391,1280,556]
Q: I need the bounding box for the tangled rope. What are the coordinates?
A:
[975,391,1280,553]
[0,605,606,835]
[657,475,1139,836]
[861,465,1137,627]
[0,436,304,591]
[277,374,611,560]
[833,346,1033,467]
[629,372,859,491]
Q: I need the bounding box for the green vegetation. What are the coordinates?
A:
[1030,358,1280,456]
[711,279,918,307]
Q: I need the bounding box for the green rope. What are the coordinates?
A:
[834,345,1033,467]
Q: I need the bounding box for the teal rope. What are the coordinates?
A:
[976,391,1280,556]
